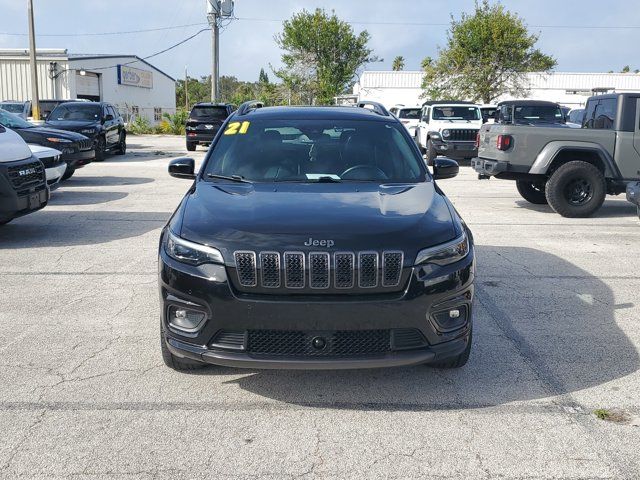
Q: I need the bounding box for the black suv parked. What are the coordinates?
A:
[159,101,475,371]
[0,108,93,180]
[186,103,235,151]
[45,101,126,161]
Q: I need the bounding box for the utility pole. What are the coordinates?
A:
[27,0,40,120]
[206,0,234,103]
[185,66,189,110]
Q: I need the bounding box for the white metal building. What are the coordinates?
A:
[353,70,640,108]
[0,49,176,124]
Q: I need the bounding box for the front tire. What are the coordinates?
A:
[425,139,437,166]
[545,161,606,217]
[61,166,75,181]
[186,141,196,152]
[516,180,548,204]
[429,330,472,369]
[94,136,106,162]
[116,132,126,155]
[160,326,207,371]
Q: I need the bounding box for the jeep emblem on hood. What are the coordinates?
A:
[304,237,335,248]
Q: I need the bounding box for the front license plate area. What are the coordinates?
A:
[28,193,41,209]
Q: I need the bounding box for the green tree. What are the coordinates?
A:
[259,68,270,84]
[274,8,373,104]
[392,56,405,71]
[421,0,556,103]
[621,65,631,73]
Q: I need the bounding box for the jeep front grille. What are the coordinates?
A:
[447,129,478,142]
[233,251,405,291]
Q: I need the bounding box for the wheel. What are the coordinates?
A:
[545,161,606,217]
[61,166,75,181]
[116,132,126,155]
[186,141,196,152]
[425,139,437,166]
[429,330,472,369]
[516,180,548,204]
[94,136,106,161]
[0,218,12,226]
[160,325,206,371]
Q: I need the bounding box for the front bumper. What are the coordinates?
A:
[158,244,475,370]
[626,182,640,216]
[45,163,67,189]
[432,139,477,159]
[61,148,94,169]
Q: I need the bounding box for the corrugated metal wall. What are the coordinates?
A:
[0,58,71,101]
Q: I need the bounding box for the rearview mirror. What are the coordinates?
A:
[169,157,196,179]
[432,158,459,180]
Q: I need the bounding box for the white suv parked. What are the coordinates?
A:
[415,101,482,165]
[389,105,421,137]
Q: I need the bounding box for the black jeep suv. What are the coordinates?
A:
[45,101,126,161]
[159,101,475,371]
[185,103,235,151]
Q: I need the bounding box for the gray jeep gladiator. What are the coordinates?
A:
[472,93,640,218]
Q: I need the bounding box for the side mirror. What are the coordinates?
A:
[169,157,196,179]
[104,114,114,121]
[432,158,459,180]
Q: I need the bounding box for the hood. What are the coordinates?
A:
[44,119,98,131]
[28,144,62,158]
[177,182,457,263]
[27,125,89,141]
[0,128,32,163]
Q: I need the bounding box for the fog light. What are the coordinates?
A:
[430,305,468,332]
[168,306,206,332]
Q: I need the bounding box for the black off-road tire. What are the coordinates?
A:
[186,141,196,152]
[516,180,548,204]
[61,166,75,181]
[116,132,127,155]
[545,161,606,217]
[425,139,437,166]
[429,330,472,369]
[160,326,207,371]
[94,136,106,162]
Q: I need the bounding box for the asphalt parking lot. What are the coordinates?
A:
[1,134,639,479]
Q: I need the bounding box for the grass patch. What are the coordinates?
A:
[593,408,631,424]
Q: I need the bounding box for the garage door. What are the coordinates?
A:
[76,72,100,100]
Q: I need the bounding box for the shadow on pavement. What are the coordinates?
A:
[0,210,169,248]
[203,246,638,411]
[61,176,155,188]
[48,191,128,206]
[514,199,638,218]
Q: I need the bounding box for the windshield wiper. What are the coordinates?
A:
[206,173,253,183]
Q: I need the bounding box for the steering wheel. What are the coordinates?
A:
[340,165,388,180]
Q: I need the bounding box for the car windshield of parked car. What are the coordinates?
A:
[191,106,229,120]
[398,108,421,119]
[49,104,101,122]
[1,103,24,114]
[205,118,426,183]
[513,105,564,124]
[432,106,480,121]
[568,109,585,124]
[0,109,34,129]
[481,107,497,119]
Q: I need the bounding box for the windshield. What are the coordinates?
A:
[514,105,563,124]
[0,109,33,129]
[398,108,421,119]
[191,106,229,120]
[1,103,25,114]
[481,107,497,118]
[204,119,426,183]
[49,103,101,121]
[432,106,480,121]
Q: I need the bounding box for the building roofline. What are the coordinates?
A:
[68,54,175,81]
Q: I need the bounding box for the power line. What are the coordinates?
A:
[0,22,208,37]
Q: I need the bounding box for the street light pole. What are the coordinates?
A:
[207,12,220,102]
[27,0,40,120]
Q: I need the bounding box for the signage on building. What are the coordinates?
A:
[117,65,153,89]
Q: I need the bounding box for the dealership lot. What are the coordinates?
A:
[1,135,639,479]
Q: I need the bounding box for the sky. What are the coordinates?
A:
[1,0,639,82]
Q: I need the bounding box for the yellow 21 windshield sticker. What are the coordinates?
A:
[224,121,250,135]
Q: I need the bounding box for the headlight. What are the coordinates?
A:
[442,129,450,138]
[80,128,95,135]
[415,232,469,266]
[165,230,224,265]
[46,137,72,143]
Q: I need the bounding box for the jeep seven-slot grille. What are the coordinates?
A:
[233,251,404,290]
[6,161,45,190]
[448,129,478,142]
